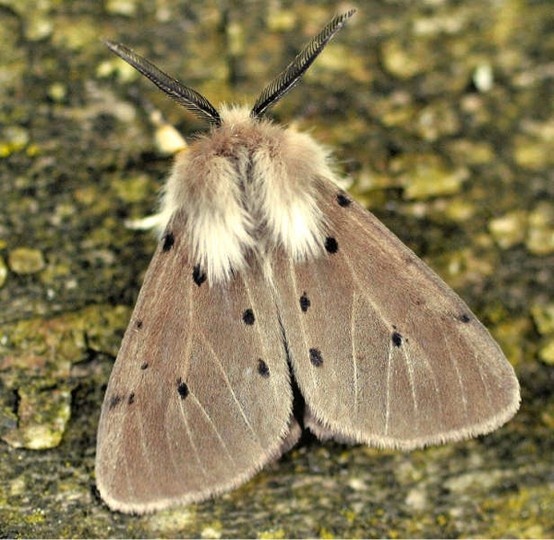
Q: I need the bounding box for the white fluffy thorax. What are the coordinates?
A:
[159,105,336,284]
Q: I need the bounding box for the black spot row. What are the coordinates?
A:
[392,331,403,347]
[193,264,206,286]
[257,359,270,378]
[300,292,311,312]
[243,308,255,325]
[336,192,352,207]
[109,395,123,410]
[109,392,135,409]
[309,348,323,367]
[325,236,338,254]
[162,232,175,252]
[177,378,189,399]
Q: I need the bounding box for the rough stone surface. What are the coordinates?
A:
[0,1,552,537]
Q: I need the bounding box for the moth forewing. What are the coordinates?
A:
[96,216,295,513]
[98,9,519,514]
[270,179,520,450]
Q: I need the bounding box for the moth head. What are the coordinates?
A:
[104,10,355,126]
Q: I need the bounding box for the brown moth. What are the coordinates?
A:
[96,10,520,514]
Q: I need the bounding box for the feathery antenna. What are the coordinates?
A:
[251,10,356,118]
[105,40,221,126]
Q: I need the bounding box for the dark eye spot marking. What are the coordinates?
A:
[128,392,135,405]
[325,236,338,254]
[457,313,471,323]
[177,378,189,399]
[140,362,149,370]
[392,331,403,347]
[109,395,123,410]
[336,192,352,207]
[162,232,175,252]
[135,320,143,329]
[242,309,255,325]
[257,359,270,378]
[193,265,207,286]
[309,348,323,367]
[300,292,311,313]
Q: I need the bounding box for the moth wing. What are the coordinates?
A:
[272,179,520,450]
[96,217,294,514]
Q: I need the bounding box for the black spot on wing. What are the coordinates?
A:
[336,192,352,207]
[162,232,175,252]
[135,319,143,329]
[309,348,323,367]
[109,395,123,410]
[300,292,311,313]
[457,313,471,323]
[177,378,189,399]
[242,309,255,325]
[257,359,270,378]
[128,392,135,405]
[140,362,149,370]
[325,236,338,254]
[392,331,403,347]
[192,264,207,286]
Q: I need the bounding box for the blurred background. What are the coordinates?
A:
[0,0,552,537]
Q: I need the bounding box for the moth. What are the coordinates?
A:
[96,10,520,514]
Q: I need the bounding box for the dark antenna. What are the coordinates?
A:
[105,41,221,126]
[251,10,356,119]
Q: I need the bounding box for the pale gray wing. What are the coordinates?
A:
[271,179,520,450]
[96,216,293,514]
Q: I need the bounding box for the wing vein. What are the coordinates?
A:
[188,392,239,466]
[401,344,419,427]
[199,333,263,447]
[385,341,393,436]
[177,397,210,480]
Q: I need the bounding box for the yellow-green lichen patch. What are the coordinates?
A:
[531,302,554,365]
[480,485,553,539]
[145,506,196,536]
[200,522,223,539]
[0,257,7,288]
[2,385,71,450]
[526,202,554,256]
[8,248,46,275]
[391,154,469,200]
[0,304,130,449]
[489,210,527,249]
